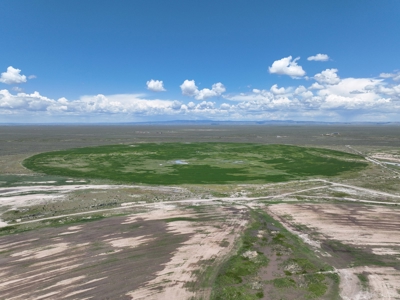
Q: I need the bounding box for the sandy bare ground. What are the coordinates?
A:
[0,184,187,197]
[268,203,400,299]
[268,203,400,246]
[371,153,400,163]
[337,268,370,300]
[0,193,66,210]
[338,266,400,300]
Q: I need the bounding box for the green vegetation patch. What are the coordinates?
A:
[163,217,198,222]
[0,225,26,236]
[211,209,340,299]
[211,209,338,299]
[357,273,369,290]
[212,210,269,299]
[23,143,367,185]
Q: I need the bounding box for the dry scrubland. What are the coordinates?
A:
[0,124,400,300]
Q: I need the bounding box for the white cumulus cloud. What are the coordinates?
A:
[12,87,23,92]
[379,73,394,78]
[268,56,306,78]
[0,90,183,116]
[294,85,307,94]
[307,54,329,61]
[309,82,325,90]
[379,72,400,81]
[0,90,55,111]
[314,68,340,85]
[270,84,286,95]
[180,80,226,100]
[196,83,226,100]
[377,84,400,97]
[316,77,387,109]
[0,66,27,85]
[220,103,231,110]
[210,82,226,94]
[146,79,166,92]
[223,74,399,118]
[180,80,198,96]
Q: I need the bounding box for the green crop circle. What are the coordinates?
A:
[23,143,367,184]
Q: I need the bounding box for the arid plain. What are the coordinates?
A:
[0,124,400,300]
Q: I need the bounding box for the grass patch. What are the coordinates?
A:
[185,259,217,292]
[0,225,32,236]
[41,214,106,227]
[304,273,328,298]
[273,277,296,288]
[163,217,197,223]
[252,209,338,299]
[213,208,338,299]
[357,273,369,290]
[211,209,269,299]
[219,240,230,247]
[212,285,260,300]
[332,191,350,198]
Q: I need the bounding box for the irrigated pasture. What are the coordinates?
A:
[23,143,367,184]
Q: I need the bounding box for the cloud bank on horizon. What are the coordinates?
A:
[1,54,400,123]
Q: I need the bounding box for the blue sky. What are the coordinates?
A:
[1,0,400,123]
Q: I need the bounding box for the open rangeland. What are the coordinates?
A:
[1,124,400,299]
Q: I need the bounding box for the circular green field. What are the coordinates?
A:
[23,143,367,184]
